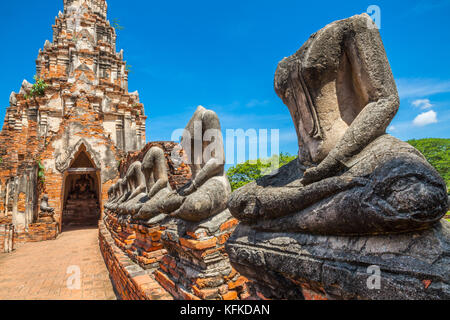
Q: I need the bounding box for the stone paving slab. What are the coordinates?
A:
[0,227,117,300]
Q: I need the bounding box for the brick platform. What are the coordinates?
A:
[155,211,251,300]
[15,222,59,244]
[100,210,252,300]
[99,219,173,300]
[104,212,167,270]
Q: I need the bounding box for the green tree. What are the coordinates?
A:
[407,138,449,192]
[227,153,297,191]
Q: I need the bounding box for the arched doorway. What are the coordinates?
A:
[61,144,101,230]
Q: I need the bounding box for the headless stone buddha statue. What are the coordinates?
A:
[228,14,448,236]
[140,106,231,223]
[109,178,128,212]
[132,146,172,223]
[105,182,120,210]
[117,161,147,215]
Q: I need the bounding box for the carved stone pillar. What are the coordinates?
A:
[115,117,125,151]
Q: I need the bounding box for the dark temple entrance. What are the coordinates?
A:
[62,145,101,230]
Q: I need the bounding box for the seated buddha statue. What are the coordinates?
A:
[75,175,96,201]
[109,178,129,212]
[132,146,172,223]
[228,14,448,236]
[105,181,120,210]
[117,161,147,215]
[106,186,115,207]
[137,106,231,223]
[40,194,54,214]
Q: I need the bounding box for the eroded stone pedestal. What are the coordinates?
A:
[38,211,55,224]
[226,221,450,300]
[154,210,250,300]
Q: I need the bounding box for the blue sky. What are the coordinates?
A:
[0,0,449,163]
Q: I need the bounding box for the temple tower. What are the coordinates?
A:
[0,0,146,237]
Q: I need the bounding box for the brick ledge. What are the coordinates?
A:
[98,219,173,300]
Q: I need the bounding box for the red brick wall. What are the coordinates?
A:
[101,209,253,300]
[15,223,58,244]
[155,217,250,300]
[99,219,173,300]
[103,212,167,270]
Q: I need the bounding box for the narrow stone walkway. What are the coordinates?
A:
[0,227,117,300]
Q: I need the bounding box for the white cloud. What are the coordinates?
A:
[397,78,450,99]
[412,99,433,109]
[413,110,438,126]
[388,125,396,132]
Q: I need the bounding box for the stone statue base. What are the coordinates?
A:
[104,212,136,251]
[38,211,55,224]
[129,222,166,271]
[154,210,251,300]
[104,211,167,271]
[226,221,450,300]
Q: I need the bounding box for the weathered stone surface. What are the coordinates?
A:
[226,221,450,300]
[118,141,192,191]
[105,178,123,211]
[117,161,146,215]
[19,80,33,95]
[133,146,172,220]
[274,14,398,169]
[105,142,192,218]
[103,141,190,272]
[39,194,54,213]
[103,113,249,300]
[229,145,448,236]
[226,13,450,300]
[228,14,448,236]
[9,92,17,106]
[156,106,231,223]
